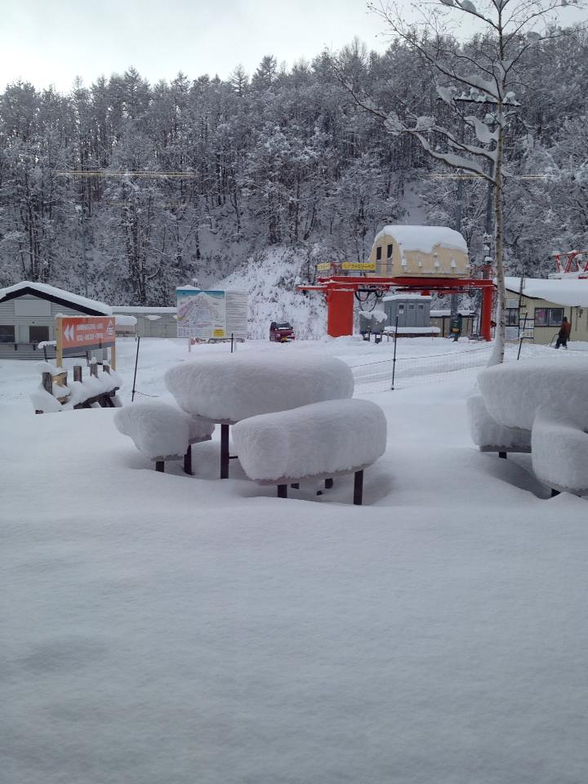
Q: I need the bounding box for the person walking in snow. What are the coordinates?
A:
[450,313,463,342]
[555,316,571,349]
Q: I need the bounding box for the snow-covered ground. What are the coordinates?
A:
[2,337,588,784]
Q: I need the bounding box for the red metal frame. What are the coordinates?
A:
[297,276,495,340]
[553,251,588,276]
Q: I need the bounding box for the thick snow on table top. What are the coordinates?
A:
[2,339,588,784]
[165,351,354,422]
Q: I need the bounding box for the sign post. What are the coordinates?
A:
[55,315,117,368]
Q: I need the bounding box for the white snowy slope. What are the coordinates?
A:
[2,339,588,784]
[217,247,327,340]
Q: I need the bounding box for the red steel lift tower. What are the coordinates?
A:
[297,275,495,340]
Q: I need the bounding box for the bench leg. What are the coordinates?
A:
[499,451,507,460]
[353,470,364,505]
[277,484,288,499]
[220,424,230,479]
[184,445,193,475]
[325,478,334,489]
[155,461,165,473]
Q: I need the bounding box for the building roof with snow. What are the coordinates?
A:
[113,305,177,314]
[373,225,468,255]
[505,277,588,308]
[0,281,111,315]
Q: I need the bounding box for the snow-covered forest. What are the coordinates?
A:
[1,29,588,305]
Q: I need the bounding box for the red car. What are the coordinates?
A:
[269,321,295,342]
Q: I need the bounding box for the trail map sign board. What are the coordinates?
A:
[176,288,248,341]
[56,315,116,367]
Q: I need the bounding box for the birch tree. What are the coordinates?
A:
[361,0,585,364]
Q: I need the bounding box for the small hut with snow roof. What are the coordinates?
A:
[367,225,469,279]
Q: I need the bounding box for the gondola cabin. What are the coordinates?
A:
[367,225,469,278]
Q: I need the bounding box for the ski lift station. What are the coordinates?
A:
[299,225,495,339]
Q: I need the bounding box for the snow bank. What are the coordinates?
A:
[165,352,354,422]
[477,359,588,430]
[467,394,531,452]
[114,402,193,460]
[531,408,588,493]
[233,398,387,481]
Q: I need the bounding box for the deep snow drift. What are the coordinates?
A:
[2,337,588,784]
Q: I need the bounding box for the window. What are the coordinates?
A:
[534,307,565,327]
[376,246,382,261]
[506,308,519,326]
[0,325,15,343]
[386,243,393,259]
[549,308,564,326]
[398,304,405,312]
[29,325,49,344]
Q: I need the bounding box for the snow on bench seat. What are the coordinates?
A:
[232,398,387,504]
[531,409,588,496]
[114,402,214,471]
[467,394,531,456]
[474,358,588,495]
[165,352,354,423]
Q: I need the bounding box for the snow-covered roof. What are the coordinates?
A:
[113,306,177,314]
[382,293,432,302]
[0,281,111,314]
[374,225,468,255]
[505,277,588,308]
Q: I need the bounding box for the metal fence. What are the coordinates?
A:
[351,342,549,394]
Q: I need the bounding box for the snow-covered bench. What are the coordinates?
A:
[472,359,588,496]
[165,352,355,478]
[32,361,122,413]
[114,402,215,473]
[467,393,531,459]
[232,398,387,504]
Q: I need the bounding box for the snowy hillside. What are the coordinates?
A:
[217,247,327,340]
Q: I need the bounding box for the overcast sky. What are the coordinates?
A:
[1,0,394,92]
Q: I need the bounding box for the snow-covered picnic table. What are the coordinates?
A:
[469,358,588,495]
[165,352,355,478]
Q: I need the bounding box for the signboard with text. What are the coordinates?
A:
[57,315,116,355]
[341,261,377,271]
[176,288,248,341]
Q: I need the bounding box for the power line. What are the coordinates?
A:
[54,170,200,179]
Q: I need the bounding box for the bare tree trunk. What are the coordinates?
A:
[488,122,506,366]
